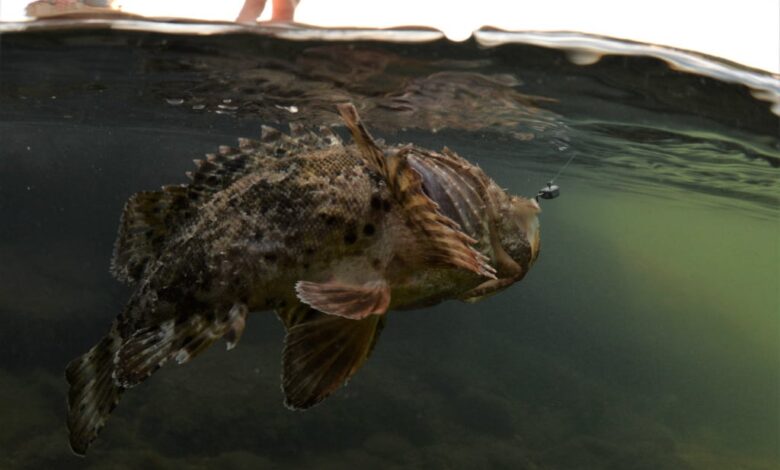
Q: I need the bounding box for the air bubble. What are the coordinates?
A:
[275,105,299,113]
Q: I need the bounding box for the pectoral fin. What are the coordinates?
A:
[295,280,390,319]
[277,304,386,409]
[391,148,497,278]
[336,103,495,279]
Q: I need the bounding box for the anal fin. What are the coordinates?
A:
[113,303,249,388]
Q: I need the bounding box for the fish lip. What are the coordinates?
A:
[527,216,541,263]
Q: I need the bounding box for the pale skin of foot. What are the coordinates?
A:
[236,0,300,23]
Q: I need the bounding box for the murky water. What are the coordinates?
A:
[0,23,778,469]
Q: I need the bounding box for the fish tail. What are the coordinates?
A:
[65,325,124,456]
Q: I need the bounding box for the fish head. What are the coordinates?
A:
[402,145,541,276]
[456,189,541,304]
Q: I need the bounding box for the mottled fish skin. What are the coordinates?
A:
[65,104,541,455]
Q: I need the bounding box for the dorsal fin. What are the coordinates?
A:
[111,123,342,283]
[110,185,192,283]
[337,103,387,177]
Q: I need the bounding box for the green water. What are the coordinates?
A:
[0,25,777,469]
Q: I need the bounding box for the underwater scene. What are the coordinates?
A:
[0,22,778,469]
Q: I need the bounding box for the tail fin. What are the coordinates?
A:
[65,327,124,456]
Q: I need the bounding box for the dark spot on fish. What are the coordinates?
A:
[344,223,358,245]
[325,215,338,226]
[370,195,382,210]
[382,200,392,211]
[304,247,315,256]
[371,258,382,269]
[182,335,195,346]
[254,230,264,241]
[363,224,375,236]
[204,311,215,322]
[206,175,219,186]
[279,299,287,308]
[302,262,310,270]
[265,253,278,262]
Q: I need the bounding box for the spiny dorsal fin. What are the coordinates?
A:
[111,123,343,283]
[337,103,387,177]
[111,151,256,284]
[277,303,386,410]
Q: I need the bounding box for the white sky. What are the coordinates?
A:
[1,0,778,73]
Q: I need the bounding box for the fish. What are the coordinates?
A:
[65,103,541,455]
